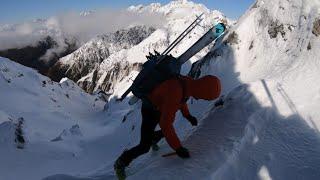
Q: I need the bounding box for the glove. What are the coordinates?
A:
[187,115,198,126]
[176,146,190,159]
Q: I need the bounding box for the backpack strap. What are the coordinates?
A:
[177,75,189,103]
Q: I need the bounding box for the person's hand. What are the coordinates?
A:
[176,146,190,159]
[187,115,198,126]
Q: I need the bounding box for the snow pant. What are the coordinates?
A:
[118,101,164,167]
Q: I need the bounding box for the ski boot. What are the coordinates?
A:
[151,139,160,151]
[151,143,160,151]
[114,158,126,180]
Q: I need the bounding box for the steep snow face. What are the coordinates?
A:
[0,57,109,180]
[71,0,230,94]
[194,0,320,119]
[183,0,320,179]
[48,25,155,83]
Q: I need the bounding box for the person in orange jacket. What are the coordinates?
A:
[114,75,221,179]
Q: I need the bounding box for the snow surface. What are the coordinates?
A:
[1,0,320,180]
[0,57,107,180]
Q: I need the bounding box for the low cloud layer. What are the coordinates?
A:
[0,8,165,52]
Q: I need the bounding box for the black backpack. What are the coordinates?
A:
[132,53,181,98]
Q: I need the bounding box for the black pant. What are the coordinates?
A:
[119,102,164,166]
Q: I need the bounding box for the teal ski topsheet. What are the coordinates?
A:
[177,23,226,65]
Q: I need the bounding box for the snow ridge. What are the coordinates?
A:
[54,0,229,94]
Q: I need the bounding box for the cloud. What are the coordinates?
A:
[0,21,49,50]
[55,9,165,43]
[0,8,165,59]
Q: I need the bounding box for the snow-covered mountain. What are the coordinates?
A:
[1,0,320,180]
[48,25,156,88]
[53,0,230,93]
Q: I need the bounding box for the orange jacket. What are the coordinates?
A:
[147,75,221,150]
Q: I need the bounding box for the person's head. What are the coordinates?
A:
[189,75,221,100]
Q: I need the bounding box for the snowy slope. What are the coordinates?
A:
[0,57,107,180]
[0,56,157,180]
[193,0,320,122]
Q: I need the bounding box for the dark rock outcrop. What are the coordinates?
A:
[79,62,142,94]
[268,20,286,39]
[313,18,320,37]
[0,36,78,75]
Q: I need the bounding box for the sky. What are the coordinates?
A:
[0,0,255,24]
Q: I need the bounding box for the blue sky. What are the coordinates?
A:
[0,0,255,24]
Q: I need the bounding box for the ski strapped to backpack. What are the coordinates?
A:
[119,14,226,102]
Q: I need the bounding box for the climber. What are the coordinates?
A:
[114,74,221,179]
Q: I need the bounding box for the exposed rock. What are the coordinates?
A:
[189,60,203,78]
[77,62,142,94]
[77,68,99,93]
[249,40,254,50]
[225,31,239,45]
[97,62,142,93]
[47,62,70,82]
[251,1,259,9]
[15,117,25,149]
[51,124,82,142]
[69,124,82,136]
[92,90,109,102]
[312,18,320,37]
[307,42,312,50]
[268,20,286,39]
[0,36,78,76]
[288,24,295,32]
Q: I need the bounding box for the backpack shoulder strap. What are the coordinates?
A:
[176,75,189,103]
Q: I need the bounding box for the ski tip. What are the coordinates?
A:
[214,23,226,36]
[161,152,177,157]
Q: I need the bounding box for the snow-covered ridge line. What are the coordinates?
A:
[55,0,230,95]
[48,25,156,93]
